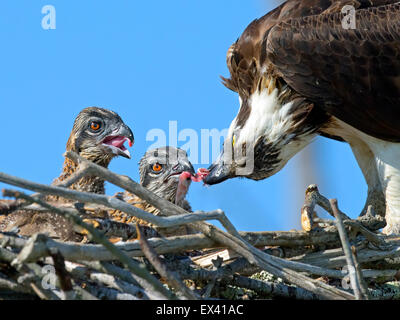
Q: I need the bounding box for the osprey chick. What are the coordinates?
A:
[0,107,134,240]
[204,0,400,234]
[51,107,134,197]
[110,146,207,237]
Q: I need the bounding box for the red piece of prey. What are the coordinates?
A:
[175,168,210,205]
[190,168,210,182]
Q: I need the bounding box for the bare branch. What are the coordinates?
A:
[3,189,175,300]
[63,153,356,300]
[49,248,76,300]
[0,172,239,234]
[2,157,397,300]
[136,224,198,300]
[330,199,369,300]
[0,163,354,300]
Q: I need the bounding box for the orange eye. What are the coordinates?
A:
[90,121,101,131]
[152,163,163,172]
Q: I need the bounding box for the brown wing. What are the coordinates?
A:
[266,2,400,141]
[108,191,194,237]
[108,192,157,226]
[222,0,389,95]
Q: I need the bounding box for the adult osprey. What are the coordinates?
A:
[204,0,400,234]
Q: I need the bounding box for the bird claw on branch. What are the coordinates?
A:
[301,184,389,248]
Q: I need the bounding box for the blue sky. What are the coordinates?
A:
[0,0,366,231]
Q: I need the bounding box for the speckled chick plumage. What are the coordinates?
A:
[109,147,195,236]
[0,107,134,241]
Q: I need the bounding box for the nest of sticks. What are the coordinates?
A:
[0,151,399,300]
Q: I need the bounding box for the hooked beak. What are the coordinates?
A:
[168,159,196,180]
[204,153,233,185]
[179,159,196,176]
[102,124,134,159]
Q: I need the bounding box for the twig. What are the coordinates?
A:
[301,185,318,231]
[330,199,369,300]
[343,220,390,249]
[0,173,238,234]
[55,163,92,189]
[351,246,370,297]
[4,160,398,300]
[165,258,319,300]
[2,229,353,298]
[62,153,355,300]
[3,189,175,300]
[60,260,151,300]
[78,261,158,299]
[78,282,139,300]
[0,276,32,294]
[225,275,319,300]
[72,285,99,300]
[189,220,355,299]
[0,246,18,262]
[49,248,75,300]
[0,230,343,263]
[292,240,400,269]
[0,162,354,300]
[29,283,52,300]
[89,272,144,299]
[1,250,63,301]
[48,259,146,300]
[136,224,198,300]
[302,185,386,232]
[16,263,61,300]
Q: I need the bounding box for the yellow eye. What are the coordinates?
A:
[152,163,163,172]
[232,135,236,147]
[90,121,101,131]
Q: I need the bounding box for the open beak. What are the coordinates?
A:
[102,124,134,159]
[203,152,233,185]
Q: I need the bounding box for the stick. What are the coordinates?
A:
[136,224,198,300]
[0,158,354,300]
[330,199,369,300]
[0,173,237,232]
[49,248,76,300]
[63,153,356,300]
[3,190,175,300]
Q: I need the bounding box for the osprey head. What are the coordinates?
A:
[67,107,134,165]
[139,146,196,204]
[205,76,324,185]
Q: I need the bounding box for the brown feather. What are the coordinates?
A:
[223,0,400,142]
[267,2,400,141]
